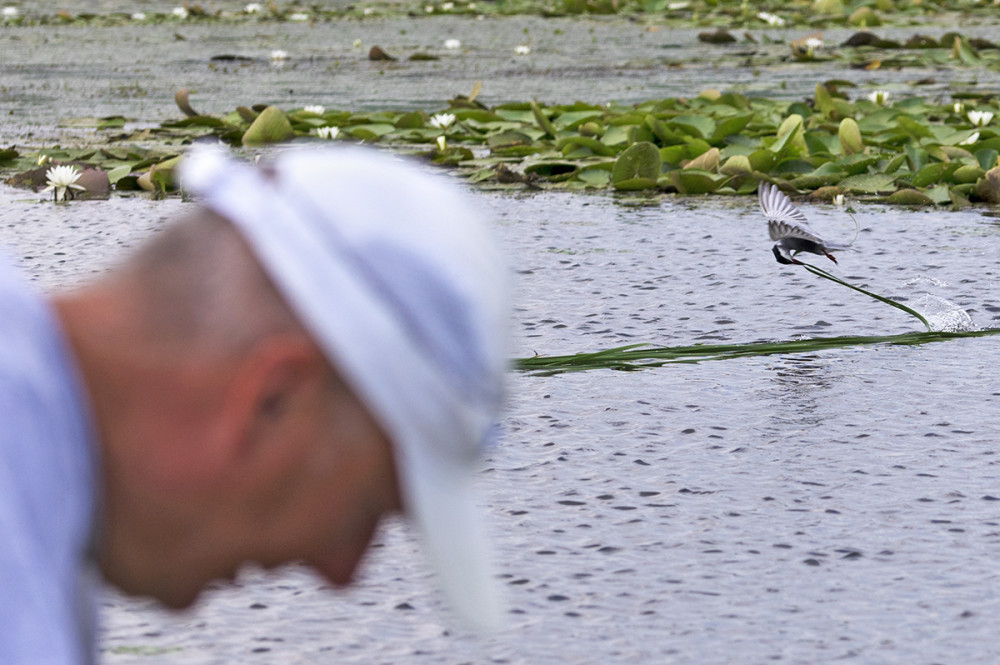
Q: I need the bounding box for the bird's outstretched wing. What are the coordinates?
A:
[758,182,825,244]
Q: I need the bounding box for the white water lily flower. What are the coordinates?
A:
[289,12,309,21]
[270,49,289,60]
[36,154,49,166]
[757,11,785,27]
[444,38,462,49]
[515,44,531,55]
[172,6,188,19]
[953,102,965,114]
[959,131,980,146]
[2,6,18,18]
[429,112,456,129]
[833,193,845,207]
[131,12,147,20]
[968,110,994,127]
[867,90,891,106]
[425,4,434,11]
[667,1,689,8]
[353,38,362,48]
[436,135,448,151]
[245,3,262,13]
[441,1,454,9]
[42,165,85,202]
[315,126,339,139]
[303,105,325,115]
[363,7,374,15]
[804,36,823,50]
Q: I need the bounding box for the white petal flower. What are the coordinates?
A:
[436,135,448,151]
[353,38,362,48]
[41,165,85,202]
[3,6,19,18]
[444,38,462,49]
[363,7,374,15]
[315,126,339,139]
[429,112,456,129]
[667,1,689,8]
[959,131,980,146]
[441,2,454,9]
[953,102,965,114]
[131,12,147,20]
[757,11,785,27]
[968,110,994,127]
[245,3,262,13]
[303,105,326,115]
[515,44,531,55]
[867,90,891,106]
[172,6,188,19]
[270,49,289,60]
[833,193,845,207]
[804,37,823,50]
[288,12,309,21]
[36,154,49,166]
[425,5,434,11]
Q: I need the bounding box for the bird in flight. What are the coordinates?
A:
[758,182,853,265]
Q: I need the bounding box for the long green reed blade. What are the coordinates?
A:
[513,328,1000,375]
[799,261,932,331]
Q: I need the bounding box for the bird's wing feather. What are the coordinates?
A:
[758,182,824,242]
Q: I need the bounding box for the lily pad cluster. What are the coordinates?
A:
[6,83,1000,205]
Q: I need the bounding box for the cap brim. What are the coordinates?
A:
[393,437,503,631]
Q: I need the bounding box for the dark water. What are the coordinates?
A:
[2,182,999,664]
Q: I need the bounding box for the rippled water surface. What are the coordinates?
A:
[1,182,999,664]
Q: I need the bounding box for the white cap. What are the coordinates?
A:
[180,145,508,630]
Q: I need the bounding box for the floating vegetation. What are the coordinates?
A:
[7,84,1000,205]
[513,328,1000,375]
[3,0,1000,24]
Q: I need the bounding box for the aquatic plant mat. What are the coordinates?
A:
[514,327,1000,375]
[7,82,1000,205]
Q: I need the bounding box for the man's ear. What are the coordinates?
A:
[208,333,328,467]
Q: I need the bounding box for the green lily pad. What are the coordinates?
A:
[838,172,896,193]
[670,169,731,195]
[241,106,294,146]
[951,164,985,184]
[611,141,661,190]
[670,115,716,140]
[886,188,933,205]
[531,100,558,139]
[839,118,864,155]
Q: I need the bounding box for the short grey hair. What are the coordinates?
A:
[123,207,305,360]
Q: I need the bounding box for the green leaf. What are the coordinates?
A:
[106,164,133,185]
[531,100,558,139]
[670,114,716,140]
[838,117,864,155]
[611,141,661,190]
[710,113,753,142]
[241,106,294,146]
[670,170,731,195]
[975,148,999,170]
[838,173,896,193]
[576,168,611,187]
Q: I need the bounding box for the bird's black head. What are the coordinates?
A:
[772,244,794,265]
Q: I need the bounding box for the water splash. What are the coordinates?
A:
[912,294,976,332]
[904,275,948,288]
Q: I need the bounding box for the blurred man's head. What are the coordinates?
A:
[55,146,508,628]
